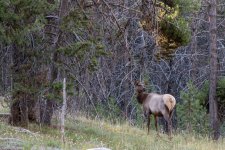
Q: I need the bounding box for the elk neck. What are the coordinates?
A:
[136,92,148,104]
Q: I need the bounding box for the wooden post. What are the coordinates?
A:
[61,78,67,143]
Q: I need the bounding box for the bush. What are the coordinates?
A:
[177,81,209,134]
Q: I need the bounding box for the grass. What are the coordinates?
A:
[0,99,9,113]
[64,116,225,150]
[1,115,225,150]
[0,99,224,150]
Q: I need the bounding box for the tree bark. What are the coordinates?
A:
[190,14,198,81]
[40,0,69,125]
[208,0,220,140]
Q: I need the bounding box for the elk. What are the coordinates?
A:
[134,81,176,138]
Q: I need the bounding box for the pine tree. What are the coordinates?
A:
[177,82,209,134]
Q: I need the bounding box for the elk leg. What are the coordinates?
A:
[154,115,159,135]
[147,114,150,135]
[168,119,172,140]
[163,114,172,139]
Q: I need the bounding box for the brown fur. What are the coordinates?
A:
[134,81,176,138]
[137,93,148,104]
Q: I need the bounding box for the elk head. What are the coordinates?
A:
[134,81,146,93]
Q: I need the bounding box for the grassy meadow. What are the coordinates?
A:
[0,113,225,150]
[0,100,224,150]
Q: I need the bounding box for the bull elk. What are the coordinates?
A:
[134,81,176,138]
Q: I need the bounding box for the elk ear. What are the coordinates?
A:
[134,80,140,86]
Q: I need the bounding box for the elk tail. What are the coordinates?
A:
[163,94,176,113]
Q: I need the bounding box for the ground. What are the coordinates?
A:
[0,101,225,150]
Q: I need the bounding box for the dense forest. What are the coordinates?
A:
[0,0,225,142]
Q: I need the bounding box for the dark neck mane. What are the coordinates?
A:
[136,92,148,104]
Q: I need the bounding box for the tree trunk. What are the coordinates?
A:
[190,14,198,81]
[208,0,220,140]
[39,0,69,125]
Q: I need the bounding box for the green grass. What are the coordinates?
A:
[1,98,224,149]
[0,99,9,113]
[64,117,225,150]
[0,115,225,150]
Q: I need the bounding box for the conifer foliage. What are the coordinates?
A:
[0,0,54,126]
[0,0,107,126]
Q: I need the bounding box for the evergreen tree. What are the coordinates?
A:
[0,0,107,126]
[177,82,209,134]
[0,0,54,126]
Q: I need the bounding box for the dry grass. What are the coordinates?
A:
[0,112,224,150]
[66,116,224,150]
